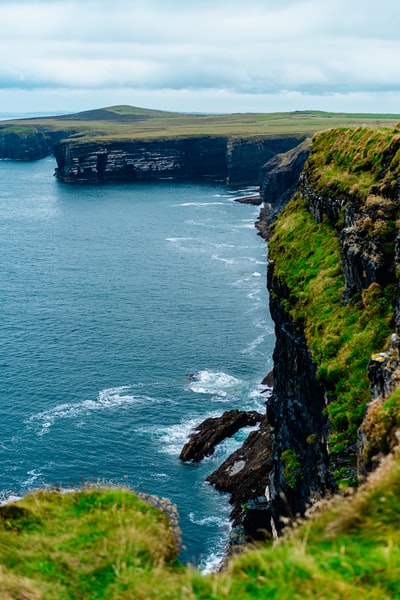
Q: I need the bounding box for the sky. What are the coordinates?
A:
[1,0,400,117]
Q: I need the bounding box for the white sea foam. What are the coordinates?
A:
[165,237,194,243]
[189,513,229,527]
[176,202,226,207]
[188,370,242,398]
[211,254,236,265]
[0,494,22,506]
[26,386,157,436]
[200,552,226,574]
[147,417,207,457]
[241,333,266,355]
[22,469,43,488]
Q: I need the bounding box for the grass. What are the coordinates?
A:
[306,125,400,200]
[0,456,399,598]
[1,105,400,143]
[268,193,395,468]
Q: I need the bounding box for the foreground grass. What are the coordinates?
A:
[0,456,399,599]
[1,105,400,143]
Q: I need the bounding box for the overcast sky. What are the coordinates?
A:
[1,0,400,116]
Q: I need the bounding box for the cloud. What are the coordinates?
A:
[1,0,400,113]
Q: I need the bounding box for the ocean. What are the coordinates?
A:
[0,157,275,570]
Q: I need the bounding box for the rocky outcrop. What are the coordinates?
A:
[179,409,263,462]
[256,138,312,236]
[206,419,273,529]
[226,135,306,186]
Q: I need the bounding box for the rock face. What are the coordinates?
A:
[206,419,273,529]
[0,125,72,160]
[201,126,400,542]
[256,138,312,236]
[0,127,51,160]
[265,269,334,524]
[179,409,264,462]
[226,135,307,186]
[54,137,228,183]
[54,135,306,186]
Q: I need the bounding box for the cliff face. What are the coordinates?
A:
[54,135,306,186]
[206,125,400,541]
[0,125,73,160]
[226,135,306,186]
[54,136,228,183]
[0,127,52,160]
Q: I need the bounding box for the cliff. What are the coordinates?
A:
[53,135,305,186]
[1,123,400,598]
[0,124,74,160]
[200,124,400,542]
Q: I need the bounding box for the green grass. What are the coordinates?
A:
[1,105,400,144]
[306,126,400,201]
[268,194,395,467]
[0,457,399,599]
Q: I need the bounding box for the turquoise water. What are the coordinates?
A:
[0,158,274,570]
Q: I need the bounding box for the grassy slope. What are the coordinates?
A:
[1,105,400,142]
[268,125,400,473]
[0,458,399,599]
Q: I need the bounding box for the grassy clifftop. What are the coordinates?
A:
[0,459,399,598]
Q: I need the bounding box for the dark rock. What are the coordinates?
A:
[206,419,273,527]
[233,193,262,205]
[0,125,74,160]
[256,138,312,237]
[179,409,263,463]
[266,261,336,520]
[54,136,228,184]
[301,167,398,301]
[54,134,307,186]
[261,370,274,388]
[227,135,306,187]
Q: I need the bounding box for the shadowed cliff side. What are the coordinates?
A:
[53,135,306,186]
[200,124,400,543]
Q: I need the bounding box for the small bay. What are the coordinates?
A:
[0,157,274,569]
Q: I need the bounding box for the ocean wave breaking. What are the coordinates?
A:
[26,386,157,436]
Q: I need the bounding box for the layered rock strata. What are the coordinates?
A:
[54,135,306,186]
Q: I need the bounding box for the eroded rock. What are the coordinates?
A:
[179,409,263,463]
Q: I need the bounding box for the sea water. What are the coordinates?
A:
[0,157,275,570]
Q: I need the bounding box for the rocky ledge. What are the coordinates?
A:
[179,409,264,462]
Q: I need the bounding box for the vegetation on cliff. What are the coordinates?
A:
[268,193,395,465]
[0,457,399,598]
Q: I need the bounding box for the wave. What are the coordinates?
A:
[174,202,226,207]
[26,386,158,436]
[187,370,242,398]
[189,512,230,527]
[241,333,266,355]
[211,254,236,265]
[165,237,194,243]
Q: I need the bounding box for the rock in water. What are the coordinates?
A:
[179,409,264,462]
